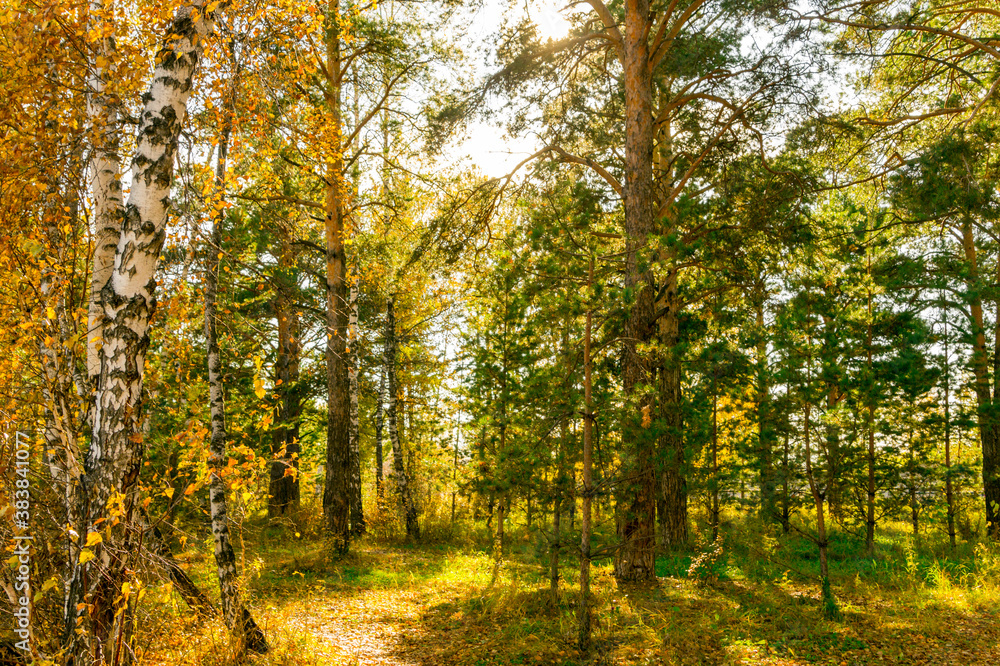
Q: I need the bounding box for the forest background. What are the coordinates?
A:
[3,0,1000,665]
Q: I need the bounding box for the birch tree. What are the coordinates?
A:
[385,298,419,538]
[66,3,219,661]
[202,56,268,655]
[348,269,364,534]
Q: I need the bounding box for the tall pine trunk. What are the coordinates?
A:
[492,442,507,584]
[822,351,843,521]
[710,379,720,540]
[865,275,877,556]
[957,218,1000,537]
[781,430,791,534]
[569,467,577,531]
[451,415,459,527]
[321,1,351,552]
[269,226,301,517]
[755,295,776,523]
[615,0,657,583]
[942,296,956,549]
[908,427,919,535]
[549,489,561,602]
[865,399,876,556]
[657,275,687,550]
[550,393,567,606]
[579,257,595,652]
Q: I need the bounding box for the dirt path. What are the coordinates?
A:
[300,587,428,665]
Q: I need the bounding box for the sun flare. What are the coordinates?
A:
[531,1,571,41]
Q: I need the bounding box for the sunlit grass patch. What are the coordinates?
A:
[131,511,1000,666]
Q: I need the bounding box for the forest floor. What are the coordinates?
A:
[141,520,1000,666]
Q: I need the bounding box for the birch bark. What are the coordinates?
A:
[85,0,123,386]
[141,513,216,619]
[37,216,86,626]
[347,57,365,537]
[204,110,268,655]
[374,362,386,500]
[68,5,216,662]
[386,298,418,538]
[348,271,365,534]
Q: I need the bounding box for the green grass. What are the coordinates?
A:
[133,511,1000,666]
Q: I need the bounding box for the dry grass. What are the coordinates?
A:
[133,516,1000,666]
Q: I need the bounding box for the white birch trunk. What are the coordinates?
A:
[205,111,268,656]
[348,271,364,534]
[374,361,386,500]
[86,0,124,384]
[68,5,216,662]
[38,223,86,627]
[386,299,418,538]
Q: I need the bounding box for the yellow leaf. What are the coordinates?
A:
[78,549,96,564]
[163,487,175,500]
[184,483,196,496]
[85,532,103,547]
[242,491,252,502]
[121,582,132,596]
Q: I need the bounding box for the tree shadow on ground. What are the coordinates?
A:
[378,546,1000,666]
